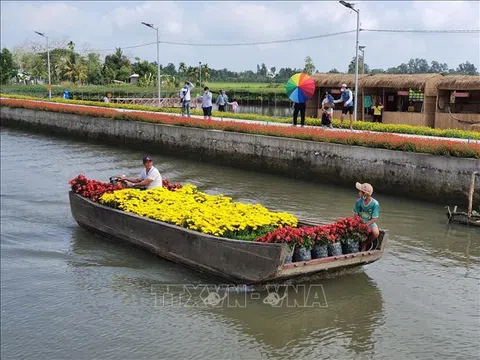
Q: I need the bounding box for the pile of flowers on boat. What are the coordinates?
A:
[256,216,370,262]
[99,185,297,239]
[70,174,123,202]
[70,175,371,260]
[70,174,182,201]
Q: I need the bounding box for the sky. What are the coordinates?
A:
[1,1,479,73]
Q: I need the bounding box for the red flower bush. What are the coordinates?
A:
[256,216,368,247]
[70,175,183,202]
[162,179,182,191]
[332,216,370,243]
[70,174,123,202]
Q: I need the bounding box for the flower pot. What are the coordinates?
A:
[311,244,329,259]
[284,247,294,264]
[328,242,343,256]
[342,239,360,254]
[293,247,312,262]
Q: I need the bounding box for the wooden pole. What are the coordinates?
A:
[467,171,476,220]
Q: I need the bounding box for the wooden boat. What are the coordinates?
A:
[445,206,480,227]
[445,172,480,227]
[69,192,388,284]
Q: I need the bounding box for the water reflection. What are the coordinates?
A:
[2,127,480,360]
[193,103,293,117]
[68,225,384,358]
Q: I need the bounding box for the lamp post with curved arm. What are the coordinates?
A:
[34,31,51,100]
[141,22,161,107]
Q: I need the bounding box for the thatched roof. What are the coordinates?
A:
[436,75,480,90]
[359,74,444,90]
[312,73,480,91]
[311,73,371,87]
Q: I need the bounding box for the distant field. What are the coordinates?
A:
[0,82,289,101]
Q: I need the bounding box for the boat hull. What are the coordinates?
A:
[69,192,387,284]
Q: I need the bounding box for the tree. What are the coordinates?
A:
[348,56,369,74]
[178,62,187,79]
[328,68,340,73]
[303,56,316,75]
[429,61,449,73]
[455,61,478,75]
[0,48,18,84]
[104,48,131,81]
[163,63,176,76]
[85,53,104,85]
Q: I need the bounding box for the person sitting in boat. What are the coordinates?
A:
[353,182,380,251]
[119,156,163,190]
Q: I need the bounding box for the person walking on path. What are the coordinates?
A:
[227,99,239,114]
[292,101,306,127]
[198,86,213,120]
[334,83,354,130]
[179,81,195,117]
[216,90,228,119]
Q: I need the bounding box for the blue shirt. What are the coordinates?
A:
[353,197,379,223]
[341,89,354,107]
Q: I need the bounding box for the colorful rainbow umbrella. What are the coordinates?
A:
[285,73,316,103]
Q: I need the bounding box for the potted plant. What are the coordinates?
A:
[256,226,297,264]
[336,216,369,254]
[293,227,314,262]
[311,225,335,259]
[326,223,343,256]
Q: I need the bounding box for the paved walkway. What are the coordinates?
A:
[103,104,480,144]
[2,97,478,144]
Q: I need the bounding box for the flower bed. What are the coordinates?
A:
[99,184,297,239]
[1,93,478,140]
[3,98,479,158]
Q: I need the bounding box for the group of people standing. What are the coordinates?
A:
[292,83,386,128]
[179,82,239,120]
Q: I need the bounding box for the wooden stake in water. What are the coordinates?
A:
[467,171,477,220]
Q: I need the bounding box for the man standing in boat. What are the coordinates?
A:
[119,156,163,189]
[353,182,380,251]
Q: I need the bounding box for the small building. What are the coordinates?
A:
[309,73,480,130]
[434,76,480,130]
[129,74,140,85]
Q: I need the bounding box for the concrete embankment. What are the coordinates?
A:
[1,106,479,206]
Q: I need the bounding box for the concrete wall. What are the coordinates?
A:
[1,106,479,206]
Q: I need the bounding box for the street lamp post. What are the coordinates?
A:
[141,22,161,107]
[199,61,202,88]
[339,1,360,123]
[34,31,52,100]
[359,45,366,121]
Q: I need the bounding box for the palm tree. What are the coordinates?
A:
[178,62,187,79]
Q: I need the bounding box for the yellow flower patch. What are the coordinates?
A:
[99,184,297,237]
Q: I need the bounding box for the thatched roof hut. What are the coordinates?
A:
[311,73,371,88]
[436,75,480,90]
[311,73,445,91]
[360,74,443,90]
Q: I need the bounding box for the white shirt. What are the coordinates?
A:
[180,83,194,101]
[139,166,162,189]
[200,91,213,107]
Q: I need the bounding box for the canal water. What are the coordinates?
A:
[1,127,479,360]
[192,102,293,117]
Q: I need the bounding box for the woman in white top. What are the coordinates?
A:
[120,156,163,189]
